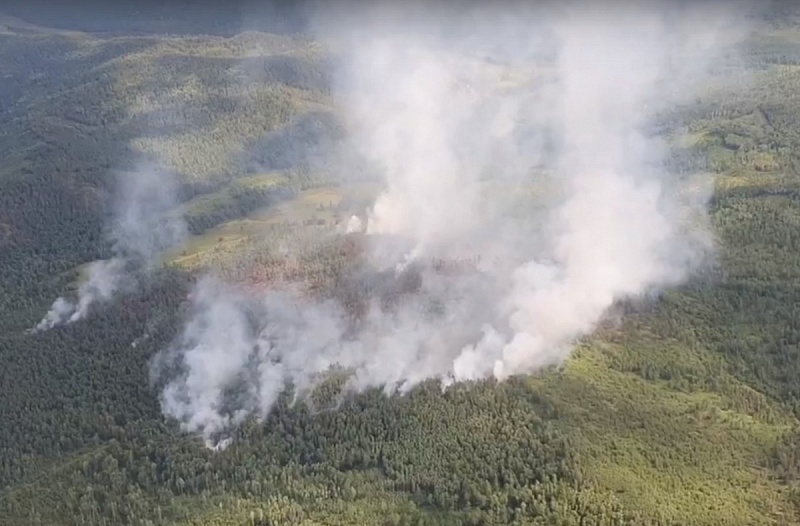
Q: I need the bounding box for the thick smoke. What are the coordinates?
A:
[34,163,186,331]
[153,1,755,447]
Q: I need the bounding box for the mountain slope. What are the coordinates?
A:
[3,10,800,526]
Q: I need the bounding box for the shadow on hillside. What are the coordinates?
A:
[244,110,345,172]
[0,1,308,37]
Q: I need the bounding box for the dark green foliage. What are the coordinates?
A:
[183,178,300,235]
[6,9,800,526]
[245,111,345,173]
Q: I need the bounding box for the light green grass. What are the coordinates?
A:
[168,185,358,270]
[182,173,290,216]
[531,335,799,525]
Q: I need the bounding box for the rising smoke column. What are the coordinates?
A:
[153,0,753,447]
[453,3,718,380]
[35,163,187,331]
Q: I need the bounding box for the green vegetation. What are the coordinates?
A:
[5,9,800,526]
[181,173,299,235]
[165,184,380,274]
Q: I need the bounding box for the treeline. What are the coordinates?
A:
[183,178,299,235]
[4,17,800,526]
[0,29,332,310]
[0,1,308,37]
[0,269,641,524]
[6,173,800,524]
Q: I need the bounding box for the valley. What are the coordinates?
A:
[3,5,800,526]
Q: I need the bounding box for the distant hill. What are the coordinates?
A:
[0,1,306,36]
[4,5,800,526]
[0,22,336,306]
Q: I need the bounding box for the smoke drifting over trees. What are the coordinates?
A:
[143,0,757,447]
[35,163,187,331]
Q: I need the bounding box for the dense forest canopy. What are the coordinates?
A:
[4,2,800,525]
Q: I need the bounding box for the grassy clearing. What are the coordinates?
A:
[8,15,800,526]
[167,184,382,270]
[182,172,291,218]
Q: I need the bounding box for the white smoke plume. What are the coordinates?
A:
[153,0,758,446]
[110,162,188,266]
[34,163,187,331]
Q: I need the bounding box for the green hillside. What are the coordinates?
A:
[4,8,800,526]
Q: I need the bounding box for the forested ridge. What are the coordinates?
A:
[4,7,800,526]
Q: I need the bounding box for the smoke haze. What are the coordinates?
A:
[152,0,757,447]
[35,163,187,331]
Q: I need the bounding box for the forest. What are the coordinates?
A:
[3,4,800,526]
